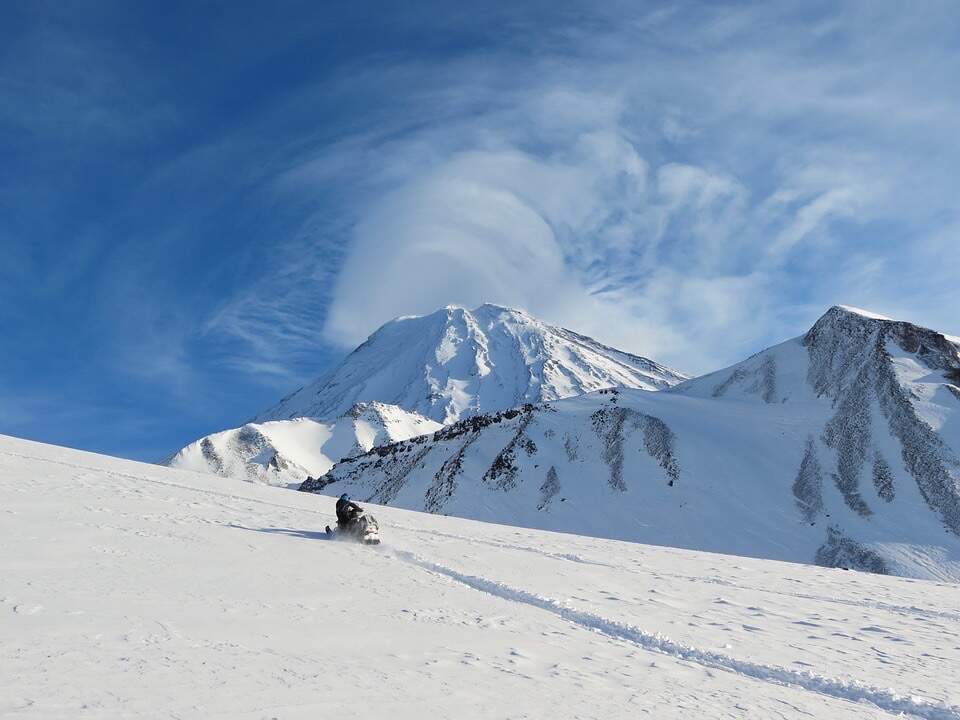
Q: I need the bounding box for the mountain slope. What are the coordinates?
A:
[165,402,441,487]
[3,434,960,719]
[303,306,960,580]
[257,303,687,425]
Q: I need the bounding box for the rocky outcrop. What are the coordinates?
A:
[793,437,825,524]
[816,526,889,574]
[590,403,679,491]
[805,306,960,534]
[537,466,562,511]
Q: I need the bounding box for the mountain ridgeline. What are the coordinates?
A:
[301,306,960,581]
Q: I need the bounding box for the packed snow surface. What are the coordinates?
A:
[256,304,687,425]
[3,434,960,719]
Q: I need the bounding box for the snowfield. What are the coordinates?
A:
[3,434,960,719]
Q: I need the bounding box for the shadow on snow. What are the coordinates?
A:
[227,523,331,541]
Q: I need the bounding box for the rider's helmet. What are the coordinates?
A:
[339,493,350,502]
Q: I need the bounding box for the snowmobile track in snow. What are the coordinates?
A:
[13,447,959,625]
[391,521,960,625]
[10,447,959,718]
[391,548,960,720]
[14,446,958,626]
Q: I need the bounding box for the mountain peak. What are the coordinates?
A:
[806,305,960,382]
[408,303,528,320]
[256,304,686,425]
[473,302,529,315]
[828,305,895,322]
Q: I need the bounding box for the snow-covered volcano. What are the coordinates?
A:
[256,303,687,425]
[164,402,440,487]
[165,304,682,485]
[303,306,960,580]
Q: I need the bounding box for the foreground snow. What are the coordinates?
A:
[3,434,960,719]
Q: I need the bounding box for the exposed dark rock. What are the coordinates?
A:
[872,451,895,502]
[711,354,777,403]
[483,407,537,491]
[234,425,269,458]
[591,407,679,490]
[591,407,631,491]
[805,306,960,533]
[370,445,434,505]
[793,437,824,523]
[815,526,888,574]
[822,366,873,518]
[759,354,778,403]
[298,474,329,493]
[712,367,748,399]
[537,466,561,511]
[424,437,478,513]
[874,349,960,533]
[641,415,680,486]
[200,437,224,475]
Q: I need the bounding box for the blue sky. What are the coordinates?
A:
[2,1,958,461]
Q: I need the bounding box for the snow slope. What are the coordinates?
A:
[256,303,687,425]
[164,402,440,487]
[3,433,960,719]
[305,306,960,580]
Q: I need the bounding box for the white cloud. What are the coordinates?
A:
[210,1,960,376]
[318,125,780,372]
[322,137,648,351]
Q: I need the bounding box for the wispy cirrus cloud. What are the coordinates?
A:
[210,1,960,373]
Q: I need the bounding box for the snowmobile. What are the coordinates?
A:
[326,510,381,545]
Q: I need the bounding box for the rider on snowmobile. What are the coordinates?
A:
[326,492,380,544]
[335,493,364,531]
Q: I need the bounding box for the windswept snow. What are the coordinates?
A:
[3,434,960,719]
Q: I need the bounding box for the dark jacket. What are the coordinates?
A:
[336,497,363,527]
